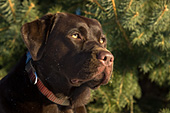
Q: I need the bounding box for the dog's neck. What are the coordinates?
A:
[31,62,90,107]
[25,57,71,106]
[25,52,90,107]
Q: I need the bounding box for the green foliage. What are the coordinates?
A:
[159,108,170,113]
[0,0,170,113]
[0,0,39,77]
[88,72,141,113]
[84,0,170,112]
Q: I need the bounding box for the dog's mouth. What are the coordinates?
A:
[70,64,113,89]
[86,72,106,89]
[86,66,112,89]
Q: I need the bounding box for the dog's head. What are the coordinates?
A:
[21,13,114,91]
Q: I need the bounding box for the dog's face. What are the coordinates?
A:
[21,13,113,91]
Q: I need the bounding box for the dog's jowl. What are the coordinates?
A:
[0,13,114,113]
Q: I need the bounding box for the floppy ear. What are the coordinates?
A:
[21,13,59,61]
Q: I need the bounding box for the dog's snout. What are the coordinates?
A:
[97,51,114,66]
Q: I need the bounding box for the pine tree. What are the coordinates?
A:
[0,0,65,77]
[83,0,170,113]
[0,0,170,113]
[0,0,40,77]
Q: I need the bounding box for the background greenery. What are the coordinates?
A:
[0,0,170,113]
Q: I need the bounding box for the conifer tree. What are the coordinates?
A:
[84,0,170,113]
[0,0,40,76]
[0,0,170,113]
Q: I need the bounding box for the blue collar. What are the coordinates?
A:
[26,52,32,64]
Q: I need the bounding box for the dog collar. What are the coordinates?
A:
[25,52,70,106]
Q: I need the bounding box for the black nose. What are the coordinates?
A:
[97,51,114,66]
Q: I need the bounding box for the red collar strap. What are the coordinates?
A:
[25,60,70,106]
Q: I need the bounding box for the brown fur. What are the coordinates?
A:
[0,13,113,113]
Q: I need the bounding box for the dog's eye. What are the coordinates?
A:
[72,33,80,39]
[99,38,105,44]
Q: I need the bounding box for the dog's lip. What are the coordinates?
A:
[89,66,112,89]
[69,65,112,87]
[95,66,111,85]
[69,65,105,85]
[70,79,83,86]
[101,73,109,85]
[90,73,108,89]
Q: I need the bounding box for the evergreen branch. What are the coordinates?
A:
[116,76,124,107]
[83,11,95,16]
[8,0,15,21]
[154,5,169,25]
[88,107,103,112]
[130,96,134,113]
[137,32,144,39]
[91,0,107,12]
[139,1,147,9]
[127,1,147,16]
[0,26,9,31]
[131,12,139,20]
[111,0,117,17]
[98,88,111,107]
[161,38,165,45]
[22,2,35,21]
[25,2,35,18]
[9,36,16,48]
[123,95,130,105]
[130,73,134,113]
[111,0,132,50]
[126,0,133,11]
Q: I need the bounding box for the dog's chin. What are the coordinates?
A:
[86,70,111,89]
[87,65,113,89]
[69,64,113,88]
[70,67,112,89]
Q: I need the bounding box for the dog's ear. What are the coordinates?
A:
[21,13,59,61]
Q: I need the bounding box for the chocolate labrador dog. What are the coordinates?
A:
[0,13,114,113]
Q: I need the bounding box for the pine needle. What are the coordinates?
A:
[111,0,132,50]
[8,0,15,21]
